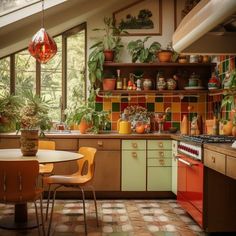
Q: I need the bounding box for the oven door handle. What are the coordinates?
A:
[175,155,198,167]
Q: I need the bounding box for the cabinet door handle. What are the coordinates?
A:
[97,141,103,147]
[159,151,164,157]
[132,152,137,158]
[211,156,216,163]
[132,143,138,148]
[158,142,163,148]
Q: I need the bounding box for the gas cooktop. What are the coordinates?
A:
[181,135,236,144]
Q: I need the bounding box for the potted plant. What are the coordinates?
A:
[127,36,161,63]
[17,91,52,156]
[157,42,174,63]
[88,17,124,90]
[66,98,110,134]
[0,93,21,132]
[102,71,116,91]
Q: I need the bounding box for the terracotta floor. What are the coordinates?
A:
[0,199,206,236]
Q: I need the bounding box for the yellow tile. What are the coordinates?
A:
[103,97,111,103]
[103,102,111,111]
[197,103,206,113]
[155,103,164,112]
[198,94,206,102]
[171,103,181,113]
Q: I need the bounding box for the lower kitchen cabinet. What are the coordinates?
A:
[0,137,20,148]
[147,167,172,191]
[122,140,146,191]
[147,140,172,191]
[79,138,121,191]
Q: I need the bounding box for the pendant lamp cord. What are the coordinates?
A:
[41,0,45,28]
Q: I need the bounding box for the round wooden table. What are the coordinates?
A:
[0,149,83,230]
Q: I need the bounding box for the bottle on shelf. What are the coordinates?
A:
[116,69,122,90]
[181,114,189,135]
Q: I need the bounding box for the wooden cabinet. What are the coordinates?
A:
[172,140,178,195]
[147,140,172,191]
[79,139,120,191]
[102,62,214,92]
[226,155,236,180]
[0,137,20,148]
[121,140,146,191]
[40,138,78,151]
[204,149,226,175]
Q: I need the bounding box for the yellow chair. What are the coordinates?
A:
[0,160,45,236]
[38,140,56,175]
[44,147,98,236]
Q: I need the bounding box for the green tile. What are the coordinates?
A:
[189,97,197,102]
[112,102,120,112]
[172,122,180,130]
[155,97,163,102]
[165,112,171,121]
[95,103,103,111]
[147,103,154,112]
[121,97,128,102]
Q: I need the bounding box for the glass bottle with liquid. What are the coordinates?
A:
[116,69,122,90]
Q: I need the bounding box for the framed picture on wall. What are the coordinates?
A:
[113,0,162,36]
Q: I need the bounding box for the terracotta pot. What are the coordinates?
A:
[103,78,116,91]
[223,120,233,136]
[79,120,91,134]
[20,129,39,156]
[157,50,173,62]
[104,50,114,62]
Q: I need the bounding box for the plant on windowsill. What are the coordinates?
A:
[16,91,52,156]
[0,93,21,133]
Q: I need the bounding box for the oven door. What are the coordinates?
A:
[177,154,203,227]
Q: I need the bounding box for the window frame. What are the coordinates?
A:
[0,22,87,122]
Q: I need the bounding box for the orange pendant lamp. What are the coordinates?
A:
[28,0,57,64]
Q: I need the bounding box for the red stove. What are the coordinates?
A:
[176,135,236,228]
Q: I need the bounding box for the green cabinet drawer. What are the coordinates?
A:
[122,140,146,150]
[147,140,172,150]
[122,150,146,191]
[148,158,172,167]
[172,140,178,152]
[147,150,172,158]
[147,167,172,191]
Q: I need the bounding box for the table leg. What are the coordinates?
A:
[0,203,38,230]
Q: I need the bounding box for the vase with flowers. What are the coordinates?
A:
[17,91,52,156]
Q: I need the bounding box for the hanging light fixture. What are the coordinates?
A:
[28,0,57,64]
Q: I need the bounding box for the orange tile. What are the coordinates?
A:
[111,122,117,131]
[172,113,181,121]
[146,94,155,102]
[197,103,206,113]
[103,97,111,103]
[198,94,206,102]
[111,96,120,103]
[111,112,120,122]
[171,103,181,113]
[103,102,111,111]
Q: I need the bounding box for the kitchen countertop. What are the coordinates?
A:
[0,131,179,139]
[204,142,236,157]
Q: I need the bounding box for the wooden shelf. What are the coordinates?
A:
[103,62,216,67]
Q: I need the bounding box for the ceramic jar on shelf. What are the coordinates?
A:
[166,77,177,90]
[142,78,152,90]
[156,72,166,90]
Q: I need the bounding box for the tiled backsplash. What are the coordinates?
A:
[95,56,236,132]
[96,93,206,132]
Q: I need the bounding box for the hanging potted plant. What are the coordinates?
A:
[17,91,52,156]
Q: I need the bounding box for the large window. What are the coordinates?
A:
[0,23,86,122]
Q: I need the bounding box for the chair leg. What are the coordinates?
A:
[78,186,87,236]
[47,185,61,236]
[40,196,46,236]
[88,185,99,227]
[34,201,41,236]
[46,185,52,221]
